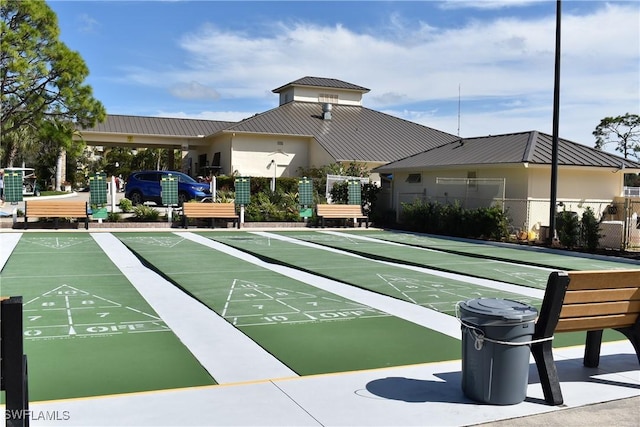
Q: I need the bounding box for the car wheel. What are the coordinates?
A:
[130,191,143,205]
[178,192,189,206]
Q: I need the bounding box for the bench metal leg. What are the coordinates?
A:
[616,322,640,365]
[531,340,564,405]
[584,330,603,368]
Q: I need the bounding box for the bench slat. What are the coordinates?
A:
[560,301,640,318]
[28,209,86,214]
[567,270,640,290]
[556,313,638,332]
[564,288,640,304]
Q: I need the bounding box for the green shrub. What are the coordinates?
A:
[131,205,160,221]
[399,200,509,240]
[556,210,580,248]
[581,207,601,251]
[107,212,122,222]
[118,198,133,213]
[245,190,299,222]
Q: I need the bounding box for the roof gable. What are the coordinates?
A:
[272,76,370,94]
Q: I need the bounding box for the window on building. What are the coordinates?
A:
[467,171,477,190]
[406,173,422,183]
[319,93,339,104]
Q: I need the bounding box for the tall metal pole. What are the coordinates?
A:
[548,0,562,245]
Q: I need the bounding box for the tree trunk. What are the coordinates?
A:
[55,149,63,191]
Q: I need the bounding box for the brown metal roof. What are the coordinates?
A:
[272,76,370,94]
[81,114,235,137]
[375,131,640,172]
[80,108,638,172]
[225,102,459,163]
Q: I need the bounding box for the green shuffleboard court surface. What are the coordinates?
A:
[0,233,214,402]
[275,231,552,289]
[201,232,540,314]
[116,232,461,375]
[202,231,626,349]
[345,230,640,271]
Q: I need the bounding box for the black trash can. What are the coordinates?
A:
[459,298,538,405]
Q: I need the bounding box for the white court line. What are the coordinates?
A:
[91,232,297,384]
[178,232,462,339]
[0,232,21,270]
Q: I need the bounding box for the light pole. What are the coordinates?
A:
[548,0,562,245]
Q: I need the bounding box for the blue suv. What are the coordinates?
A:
[124,171,211,206]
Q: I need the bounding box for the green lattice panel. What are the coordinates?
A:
[298,177,313,206]
[348,180,361,205]
[89,173,108,205]
[4,169,23,203]
[235,177,251,205]
[161,174,179,206]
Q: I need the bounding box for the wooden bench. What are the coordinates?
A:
[24,200,89,229]
[316,204,368,228]
[182,202,240,229]
[532,270,640,405]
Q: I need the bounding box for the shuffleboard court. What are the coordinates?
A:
[115,232,462,375]
[203,231,627,349]
[274,230,552,289]
[341,229,640,271]
[0,233,214,402]
[199,231,541,314]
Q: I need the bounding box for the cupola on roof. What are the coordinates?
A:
[273,76,370,107]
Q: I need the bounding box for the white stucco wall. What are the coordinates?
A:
[308,140,335,169]
[230,134,310,177]
[389,165,624,231]
[288,87,363,106]
[527,166,623,199]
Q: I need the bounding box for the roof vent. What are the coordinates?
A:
[322,103,332,121]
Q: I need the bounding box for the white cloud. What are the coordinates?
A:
[76,13,100,33]
[169,81,220,100]
[440,0,546,11]
[124,2,638,146]
[157,110,252,122]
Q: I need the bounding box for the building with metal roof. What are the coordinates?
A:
[78,76,458,178]
[375,130,640,239]
[79,76,639,238]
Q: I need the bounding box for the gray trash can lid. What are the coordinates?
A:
[459,298,538,325]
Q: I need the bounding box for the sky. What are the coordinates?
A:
[47,0,639,149]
